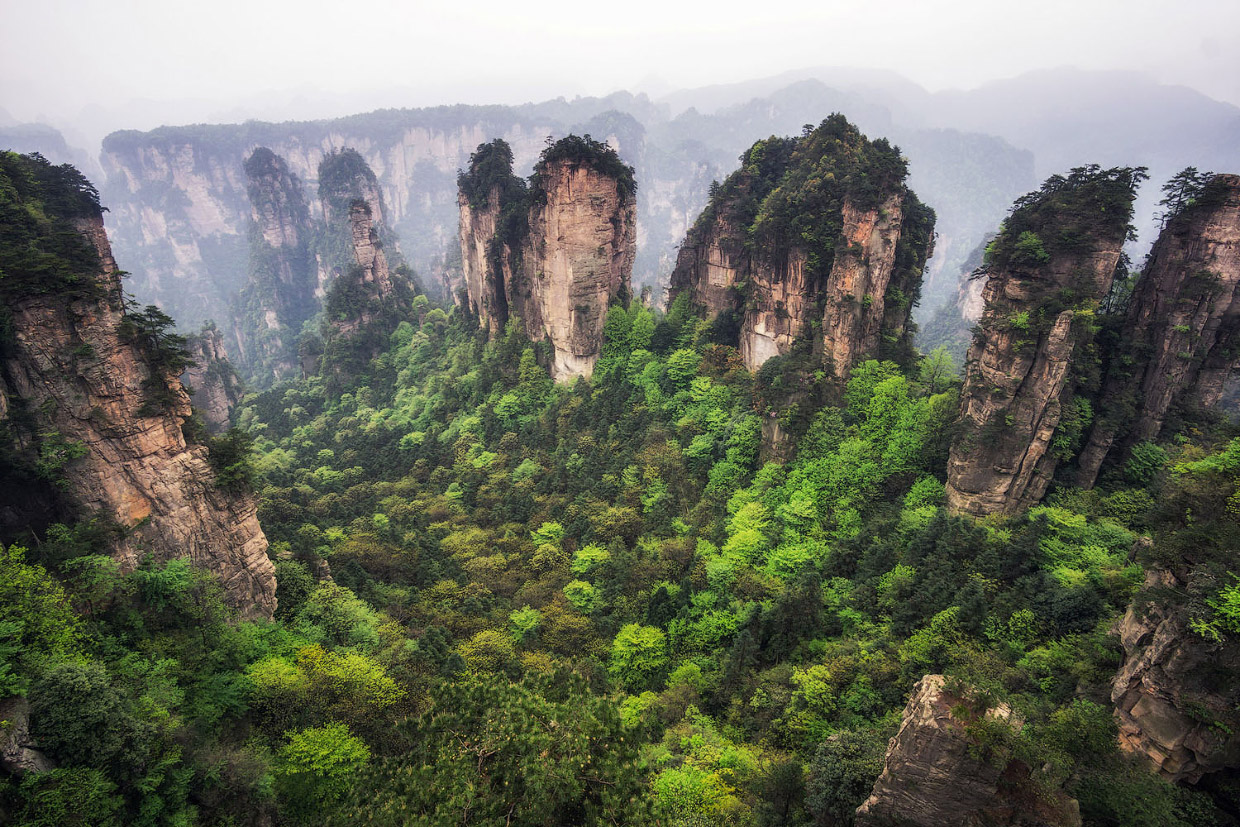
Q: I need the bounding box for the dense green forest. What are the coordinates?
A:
[2,151,1239,826]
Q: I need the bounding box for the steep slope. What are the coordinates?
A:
[0,152,275,618]
[1112,571,1240,783]
[1076,173,1240,485]
[946,166,1143,517]
[670,114,935,377]
[458,136,635,380]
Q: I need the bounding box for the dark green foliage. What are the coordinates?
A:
[805,728,888,826]
[334,671,651,826]
[29,661,150,770]
[0,151,104,301]
[318,148,380,215]
[1158,166,1216,225]
[206,427,257,492]
[983,165,1147,273]
[532,133,636,204]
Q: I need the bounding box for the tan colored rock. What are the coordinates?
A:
[821,194,906,377]
[0,215,275,619]
[946,170,1135,517]
[457,188,510,334]
[457,142,635,381]
[1077,174,1240,486]
[523,161,636,379]
[1112,571,1240,783]
[856,675,1081,827]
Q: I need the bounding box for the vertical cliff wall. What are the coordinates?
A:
[946,166,1143,517]
[524,154,637,379]
[0,153,275,617]
[1076,173,1240,486]
[183,325,244,434]
[670,115,936,377]
[457,136,635,380]
[232,147,321,385]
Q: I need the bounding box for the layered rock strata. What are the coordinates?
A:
[457,136,636,380]
[946,167,1141,516]
[669,116,935,377]
[0,206,276,618]
[1076,174,1240,486]
[1112,571,1240,783]
[856,675,1081,827]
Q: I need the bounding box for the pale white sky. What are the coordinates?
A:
[3,0,1238,140]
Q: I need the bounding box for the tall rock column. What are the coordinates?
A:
[669,116,935,377]
[233,147,321,387]
[946,166,1142,517]
[0,153,275,617]
[1076,173,1240,485]
[524,155,636,379]
[456,136,635,381]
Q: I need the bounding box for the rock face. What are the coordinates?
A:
[183,325,244,433]
[0,697,54,776]
[1112,571,1240,783]
[523,159,637,378]
[670,116,935,377]
[232,148,321,385]
[1076,173,1240,486]
[856,675,1081,827]
[946,167,1142,517]
[0,156,275,618]
[457,136,636,380]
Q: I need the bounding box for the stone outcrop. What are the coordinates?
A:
[232,148,322,386]
[183,325,244,433]
[523,159,637,378]
[1112,571,1240,783]
[0,697,54,776]
[946,167,1141,516]
[0,167,275,618]
[670,116,935,377]
[329,201,397,338]
[1076,173,1240,486]
[457,136,636,380]
[856,675,1081,827]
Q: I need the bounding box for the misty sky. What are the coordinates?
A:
[3,0,1239,142]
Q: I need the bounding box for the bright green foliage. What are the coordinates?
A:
[0,545,81,689]
[276,722,370,814]
[610,624,669,691]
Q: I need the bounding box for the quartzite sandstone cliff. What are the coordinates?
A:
[1076,173,1240,486]
[1112,571,1240,783]
[670,116,935,377]
[946,167,1142,516]
[457,136,636,380]
[856,674,1081,827]
[0,158,275,618]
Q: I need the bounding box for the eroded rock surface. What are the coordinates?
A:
[183,326,244,434]
[1112,571,1240,783]
[856,675,1080,827]
[946,167,1140,516]
[0,697,53,776]
[670,117,934,377]
[0,213,276,618]
[458,137,635,380]
[1077,173,1240,485]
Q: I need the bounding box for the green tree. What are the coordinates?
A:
[609,624,668,691]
